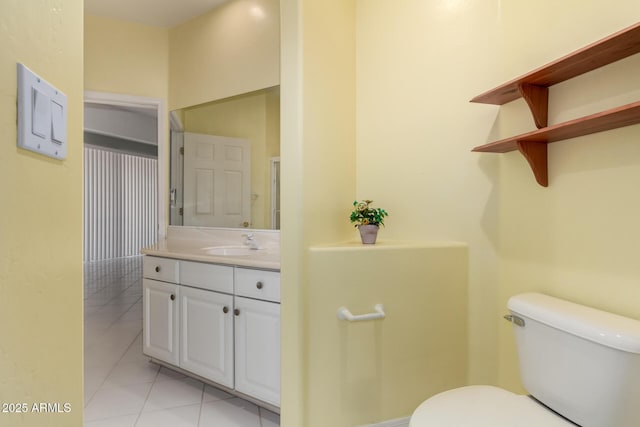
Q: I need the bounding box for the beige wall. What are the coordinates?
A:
[84,14,169,100]
[181,87,280,229]
[355,0,640,398]
[280,0,357,425]
[496,2,640,391]
[84,14,170,235]
[0,1,84,426]
[169,0,280,110]
[280,0,640,425]
[279,1,305,425]
[306,243,468,426]
[356,0,503,387]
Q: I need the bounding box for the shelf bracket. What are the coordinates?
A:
[516,141,548,187]
[518,83,548,129]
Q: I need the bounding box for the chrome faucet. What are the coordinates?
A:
[242,233,260,250]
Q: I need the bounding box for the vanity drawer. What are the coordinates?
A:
[180,260,234,294]
[235,268,280,303]
[144,256,179,283]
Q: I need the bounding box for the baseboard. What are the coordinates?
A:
[358,416,411,427]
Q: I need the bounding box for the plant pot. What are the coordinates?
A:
[358,224,379,244]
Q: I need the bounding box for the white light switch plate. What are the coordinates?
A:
[17,63,67,160]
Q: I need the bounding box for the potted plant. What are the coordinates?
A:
[350,199,389,244]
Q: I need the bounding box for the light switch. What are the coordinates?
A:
[17,63,67,160]
[51,100,66,144]
[32,87,50,138]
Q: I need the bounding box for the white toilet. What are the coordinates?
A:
[410,292,640,427]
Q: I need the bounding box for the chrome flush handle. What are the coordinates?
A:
[504,314,525,327]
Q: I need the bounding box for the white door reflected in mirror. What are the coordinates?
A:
[183,133,250,228]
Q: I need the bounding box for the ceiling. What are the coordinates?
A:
[84,0,231,27]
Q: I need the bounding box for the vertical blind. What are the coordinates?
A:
[84,147,158,262]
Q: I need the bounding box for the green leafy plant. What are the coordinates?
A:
[350,199,389,227]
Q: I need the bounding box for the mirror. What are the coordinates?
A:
[169,86,280,230]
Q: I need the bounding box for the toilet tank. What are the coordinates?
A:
[507,293,640,427]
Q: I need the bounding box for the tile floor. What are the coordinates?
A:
[84,256,280,427]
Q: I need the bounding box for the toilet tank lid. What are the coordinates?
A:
[508,293,640,354]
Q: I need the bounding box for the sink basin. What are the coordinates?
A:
[204,246,260,257]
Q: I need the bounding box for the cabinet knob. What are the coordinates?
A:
[223,306,229,314]
[256,281,264,290]
[234,308,240,316]
[155,266,161,273]
[170,294,175,301]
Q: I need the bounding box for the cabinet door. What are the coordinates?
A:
[180,286,234,388]
[143,279,179,365]
[234,296,280,406]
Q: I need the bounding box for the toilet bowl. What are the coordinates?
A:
[409,293,640,427]
[410,385,573,427]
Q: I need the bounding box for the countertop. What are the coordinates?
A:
[141,238,280,270]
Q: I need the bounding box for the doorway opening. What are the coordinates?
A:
[83,91,166,261]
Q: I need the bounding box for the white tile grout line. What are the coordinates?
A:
[132,377,205,426]
[132,367,161,426]
[83,329,146,408]
[83,260,145,407]
[197,380,204,427]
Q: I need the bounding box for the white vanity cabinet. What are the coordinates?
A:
[179,260,234,388]
[234,295,281,406]
[143,278,180,365]
[143,256,180,365]
[142,256,280,408]
[234,267,281,406]
[180,285,234,388]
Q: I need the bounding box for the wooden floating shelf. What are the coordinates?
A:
[471,21,640,187]
[471,21,640,127]
[472,101,640,153]
[473,101,640,186]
